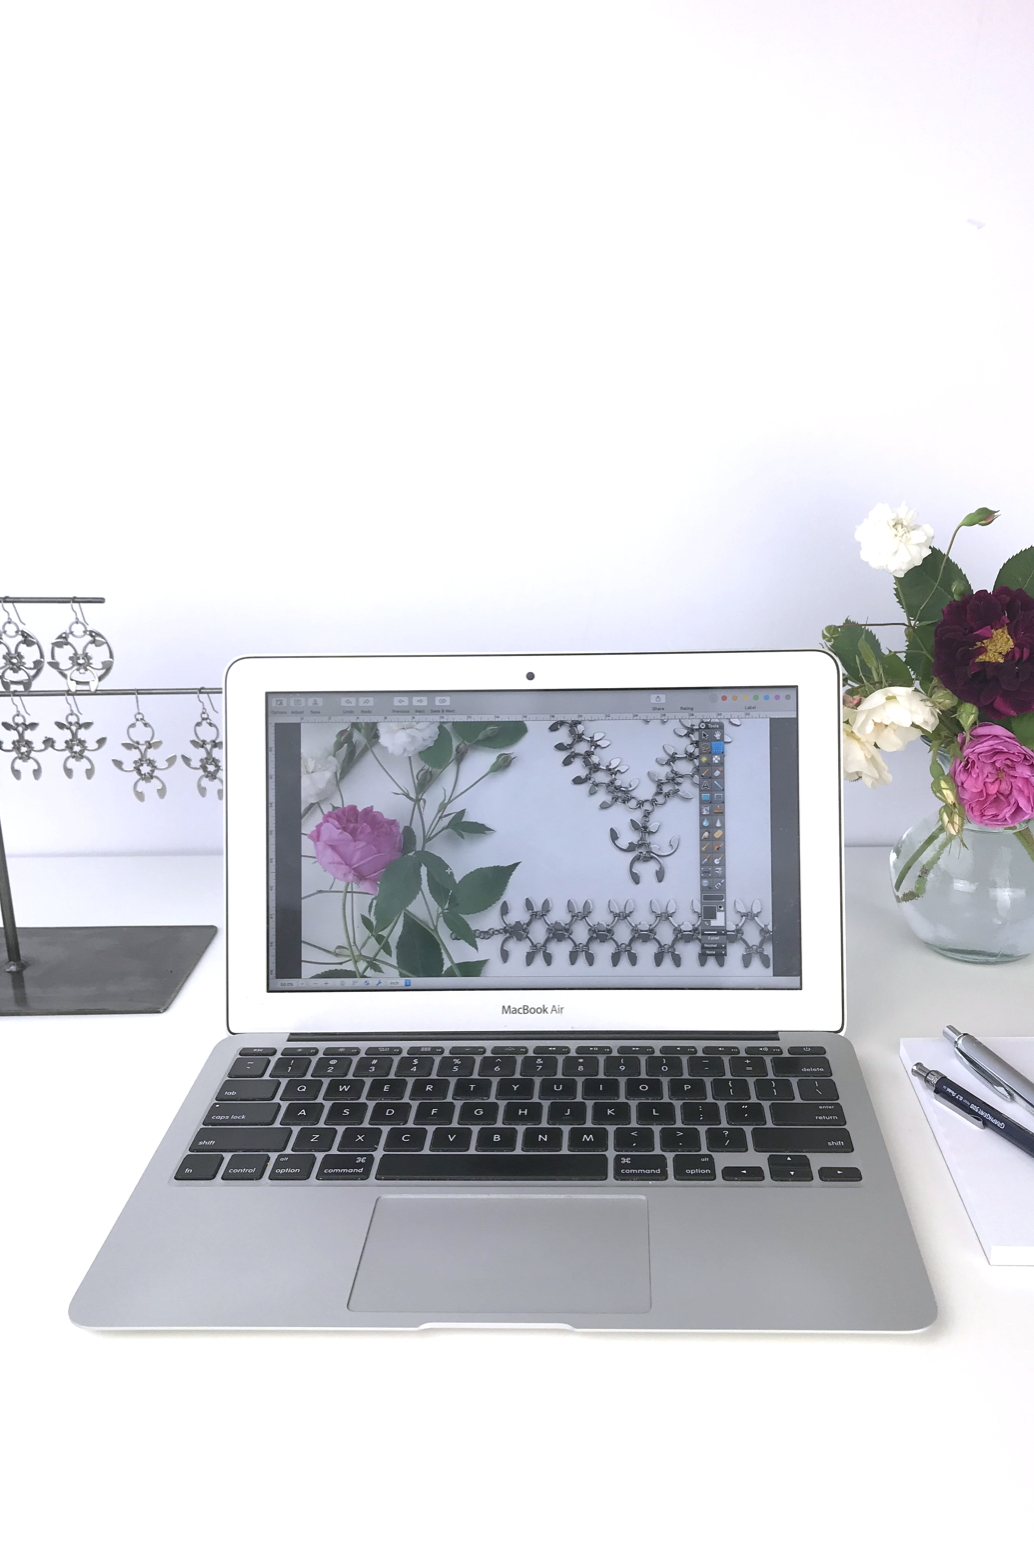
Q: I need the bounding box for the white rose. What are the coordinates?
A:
[851,686,939,752]
[300,753,338,808]
[842,717,892,787]
[377,722,439,757]
[854,502,934,577]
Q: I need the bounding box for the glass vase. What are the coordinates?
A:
[890,813,1034,964]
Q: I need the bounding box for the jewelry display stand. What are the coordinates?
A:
[1,596,220,1016]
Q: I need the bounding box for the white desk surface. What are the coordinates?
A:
[3,848,1033,1550]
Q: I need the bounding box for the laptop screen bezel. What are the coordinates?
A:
[225,650,844,1037]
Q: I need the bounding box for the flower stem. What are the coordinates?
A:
[893,823,944,894]
[1013,827,1034,865]
[895,830,953,903]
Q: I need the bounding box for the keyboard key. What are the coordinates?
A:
[410,1078,450,1099]
[681,1102,720,1125]
[355,1056,394,1077]
[540,1078,577,1099]
[368,1078,407,1100]
[204,1102,281,1126]
[637,1102,675,1124]
[568,1128,608,1151]
[725,1102,766,1126]
[222,1153,269,1180]
[475,1128,517,1151]
[384,1128,428,1151]
[646,1056,684,1076]
[688,1056,725,1076]
[547,1102,586,1125]
[711,1078,750,1100]
[438,1056,475,1076]
[754,1078,794,1101]
[326,1102,368,1124]
[430,1127,473,1151]
[673,1153,715,1180]
[282,1078,324,1100]
[614,1127,656,1152]
[592,1101,631,1125]
[414,1101,455,1125]
[495,1079,533,1100]
[228,1056,270,1078]
[705,1126,748,1152]
[269,1154,316,1180]
[281,1102,324,1124]
[216,1078,279,1102]
[769,1103,846,1126]
[523,1128,563,1151]
[788,1045,826,1055]
[271,1056,311,1077]
[175,1154,222,1180]
[458,1102,498,1124]
[730,1056,768,1076]
[395,1056,434,1077]
[292,1128,336,1152]
[563,1056,599,1077]
[617,1045,655,1055]
[768,1154,813,1182]
[324,1079,365,1100]
[576,1045,614,1055]
[605,1056,641,1076]
[338,1127,383,1150]
[625,1078,663,1100]
[313,1056,353,1078]
[818,1166,862,1182]
[614,1154,668,1180]
[669,1078,707,1100]
[772,1056,832,1076]
[454,1078,492,1099]
[502,1102,542,1125]
[521,1055,557,1076]
[721,1166,764,1182]
[370,1102,411,1124]
[659,1127,701,1152]
[751,1129,854,1153]
[318,1154,374,1180]
[533,1045,571,1055]
[798,1078,840,1101]
[583,1078,620,1100]
[376,1155,608,1181]
[702,1045,740,1055]
[191,1127,290,1152]
[479,1056,516,1077]
[239,1046,276,1056]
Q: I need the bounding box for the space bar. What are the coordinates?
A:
[376,1154,609,1181]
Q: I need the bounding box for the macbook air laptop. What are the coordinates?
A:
[70,650,936,1331]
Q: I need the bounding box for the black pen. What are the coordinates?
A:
[912,1063,1034,1161]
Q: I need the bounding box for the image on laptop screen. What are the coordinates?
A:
[267,687,801,992]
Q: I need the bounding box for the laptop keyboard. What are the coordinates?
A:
[174,1042,864,1186]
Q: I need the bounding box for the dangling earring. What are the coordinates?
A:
[1,694,46,780]
[112,694,176,800]
[0,602,45,693]
[49,692,106,779]
[182,691,223,799]
[49,599,113,693]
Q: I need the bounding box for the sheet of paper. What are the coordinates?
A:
[900,1036,1034,1265]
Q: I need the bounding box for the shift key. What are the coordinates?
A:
[190,1127,291,1152]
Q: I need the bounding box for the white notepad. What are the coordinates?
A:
[900,1036,1034,1265]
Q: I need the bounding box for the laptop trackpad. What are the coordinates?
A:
[348,1194,651,1315]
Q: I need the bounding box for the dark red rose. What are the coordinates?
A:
[932,586,1034,717]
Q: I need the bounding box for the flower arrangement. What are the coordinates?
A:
[301,719,525,978]
[823,503,1034,899]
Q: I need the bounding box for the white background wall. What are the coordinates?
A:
[2,0,1033,857]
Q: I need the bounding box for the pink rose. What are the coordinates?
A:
[306,805,402,892]
[951,725,1034,828]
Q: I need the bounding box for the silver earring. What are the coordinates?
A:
[182,691,223,799]
[49,692,106,779]
[0,602,45,693]
[1,694,45,780]
[113,695,176,800]
[49,600,113,692]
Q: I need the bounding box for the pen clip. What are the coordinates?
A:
[953,1043,1018,1104]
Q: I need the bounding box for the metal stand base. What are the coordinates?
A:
[1,925,217,1016]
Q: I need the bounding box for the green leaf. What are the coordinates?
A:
[359,912,391,951]
[450,720,528,750]
[310,968,359,978]
[425,869,454,910]
[957,702,979,732]
[904,621,936,686]
[443,908,478,948]
[895,547,971,625]
[401,824,417,854]
[1008,712,1034,751]
[443,959,488,977]
[416,849,457,892]
[419,724,454,768]
[372,853,422,930]
[825,621,885,685]
[996,546,1034,595]
[452,862,519,915]
[395,911,445,977]
[446,815,494,837]
[879,651,915,688]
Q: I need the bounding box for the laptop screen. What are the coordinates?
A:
[267,686,801,993]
